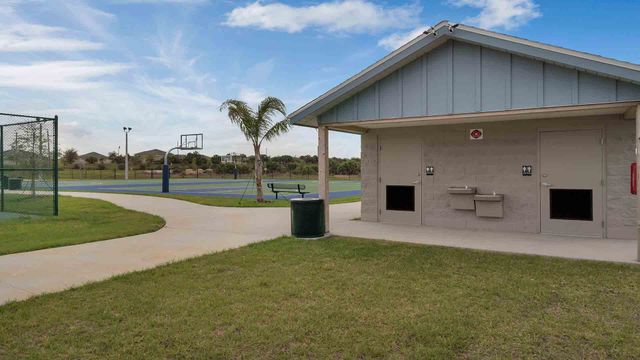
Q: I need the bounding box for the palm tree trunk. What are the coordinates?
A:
[254,145,264,202]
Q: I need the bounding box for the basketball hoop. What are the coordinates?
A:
[179,133,203,150]
[162,133,204,193]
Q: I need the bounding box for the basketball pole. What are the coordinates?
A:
[161,134,203,193]
[162,146,179,193]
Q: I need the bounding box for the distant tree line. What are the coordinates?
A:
[59,149,361,177]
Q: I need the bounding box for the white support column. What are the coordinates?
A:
[636,105,640,261]
[318,125,330,234]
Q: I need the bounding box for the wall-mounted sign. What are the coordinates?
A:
[469,128,483,140]
[425,165,434,176]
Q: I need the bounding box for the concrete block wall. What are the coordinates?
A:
[420,121,540,233]
[360,132,378,222]
[362,114,636,239]
[606,117,636,239]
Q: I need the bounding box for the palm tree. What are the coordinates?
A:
[219,97,290,202]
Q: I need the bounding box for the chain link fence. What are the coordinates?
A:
[0,113,58,216]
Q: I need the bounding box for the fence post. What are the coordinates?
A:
[0,124,4,212]
[53,116,59,216]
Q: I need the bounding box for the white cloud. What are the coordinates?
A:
[0,23,103,52]
[136,76,220,107]
[0,2,104,52]
[146,29,214,89]
[238,87,266,107]
[0,1,361,157]
[0,61,130,90]
[377,26,431,50]
[448,0,541,30]
[54,0,117,43]
[15,82,229,155]
[224,0,418,33]
[378,0,540,51]
[245,58,276,84]
[112,0,208,3]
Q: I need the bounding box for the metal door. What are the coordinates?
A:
[379,138,422,225]
[540,130,603,237]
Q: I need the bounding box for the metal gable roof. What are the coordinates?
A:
[288,20,640,127]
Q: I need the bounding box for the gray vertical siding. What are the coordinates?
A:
[579,72,616,103]
[617,81,640,100]
[511,55,543,109]
[319,40,640,124]
[378,70,401,119]
[426,42,452,115]
[401,57,425,117]
[356,85,377,120]
[481,48,511,111]
[336,96,355,122]
[452,41,481,113]
[543,63,578,106]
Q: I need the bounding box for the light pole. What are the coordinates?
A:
[231,152,238,179]
[123,127,132,180]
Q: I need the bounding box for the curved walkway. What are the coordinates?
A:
[1,193,636,305]
[0,193,359,305]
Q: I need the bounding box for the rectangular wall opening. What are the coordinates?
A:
[550,189,593,221]
[386,185,415,212]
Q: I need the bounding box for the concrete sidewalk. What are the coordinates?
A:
[0,192,294,304]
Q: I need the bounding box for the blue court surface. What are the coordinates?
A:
[59,178,361,200]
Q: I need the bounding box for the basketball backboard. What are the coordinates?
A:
[179,133,203,150]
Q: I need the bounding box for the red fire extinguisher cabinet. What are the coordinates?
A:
[632,162,637,195]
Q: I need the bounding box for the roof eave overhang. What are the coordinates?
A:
[453,24,640,84]
[289,22,640,129]
[289,21,452,127]
[326,101,640,130]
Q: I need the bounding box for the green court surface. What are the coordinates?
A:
[59,178,361,200]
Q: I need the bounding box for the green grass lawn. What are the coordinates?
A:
[1,236,639,358]
[1,193,55,216]
[0,196,165,255]
[146,193,361,207]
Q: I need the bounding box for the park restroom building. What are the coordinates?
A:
[289,21,640,248]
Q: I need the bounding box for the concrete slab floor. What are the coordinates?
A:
[331,203,639,265]
[0,193,637,306]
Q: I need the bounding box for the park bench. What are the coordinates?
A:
[267,183,309,199]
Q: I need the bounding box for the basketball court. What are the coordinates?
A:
[58,178,361,200]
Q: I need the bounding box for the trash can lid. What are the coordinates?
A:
[290,197,323,202]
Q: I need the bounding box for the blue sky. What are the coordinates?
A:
[1,0,639,158]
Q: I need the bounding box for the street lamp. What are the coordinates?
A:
[123,127,132,180]
[231,152,238,179]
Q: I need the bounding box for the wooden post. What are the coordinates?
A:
[636,105,640,261]
[318,126,330,233]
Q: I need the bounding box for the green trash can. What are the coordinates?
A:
[8,177,23,190]
[290,198,325,238]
